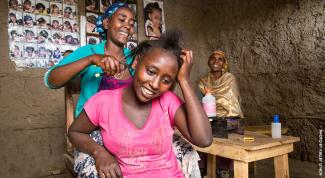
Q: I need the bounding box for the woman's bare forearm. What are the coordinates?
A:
[68,130,108,158]
[67,111,111,158]
[48,56,92,88]
[178,80,212,147]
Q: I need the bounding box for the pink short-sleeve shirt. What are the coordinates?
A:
[84,88,185,178]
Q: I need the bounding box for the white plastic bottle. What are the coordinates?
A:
[272,114,282,139]
[202,93,216,118]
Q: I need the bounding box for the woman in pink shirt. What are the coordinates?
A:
[68,31,212,178]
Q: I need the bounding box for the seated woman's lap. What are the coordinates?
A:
[74,131,201,178]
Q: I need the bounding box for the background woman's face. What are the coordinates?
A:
[208,54,225,72]
[149,10,162,27]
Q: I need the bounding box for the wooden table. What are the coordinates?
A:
[193,132,300,178]
[243,125,288,135]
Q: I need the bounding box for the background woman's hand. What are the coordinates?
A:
[89,54,123,76]
[178,49,193,82]
[94,149,122,178]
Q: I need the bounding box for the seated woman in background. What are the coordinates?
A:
[198,50,243,128]
[197,50,244,178]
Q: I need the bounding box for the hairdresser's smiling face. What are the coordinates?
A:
[106,7,135,46]
[133,48,178,102]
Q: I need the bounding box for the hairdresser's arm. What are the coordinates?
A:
[68,111,122,178]
[48,54,123,88]
[174,49,212,148]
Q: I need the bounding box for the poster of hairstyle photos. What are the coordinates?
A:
[87,35,100,45]
[100,0,112,13]
[143,0,165,40]
[126,0,137,50]
[7,0,80,69]
[86,12,98,34]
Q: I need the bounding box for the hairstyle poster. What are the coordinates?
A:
[100,0,112,13]
[86,0,99,12]
[86,12,98,33]
[87,35,100,45]
[143,0,165,40]
[7,0,80,69]
[126,0,138,49]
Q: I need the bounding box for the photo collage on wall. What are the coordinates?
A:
[143,0,165,40]
[8,0,80,69]
[86,0,138,50]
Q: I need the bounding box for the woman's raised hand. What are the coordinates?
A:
[178,49,193,82]
[94,149,123,178]
[90,54,124,76]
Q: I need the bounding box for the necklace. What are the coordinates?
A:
[104,46,127,80]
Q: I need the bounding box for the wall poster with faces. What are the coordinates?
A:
[85,0,138,50]
[7,0,80,69]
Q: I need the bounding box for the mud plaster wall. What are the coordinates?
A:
[0,0,85,177]
[202,0,324,162]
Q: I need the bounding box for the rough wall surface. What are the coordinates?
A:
[202,0,324,162]
[0,0,82,177]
